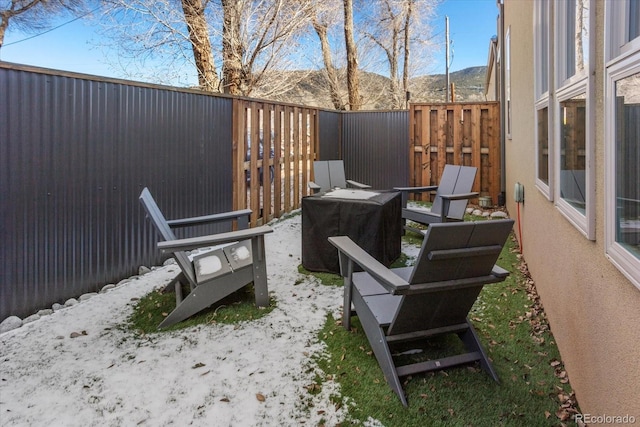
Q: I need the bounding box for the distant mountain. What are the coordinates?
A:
[259,66,488,110]
[409,66,488,104]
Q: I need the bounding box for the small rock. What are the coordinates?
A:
[52,303,64,311]
[101,284,116,293]
[472,209,483,216]
[37,309,54,316]
[79,292,97,302]
[491,211,508,218]
[466,207,474,214]
[138,266,151,275]
[64,298,79,307]
[163,258,176,266]
[0,316,23,333]
[22,314,41,324]
[70,330,88,339]
[116,278,129,287]
[482,211,491,217]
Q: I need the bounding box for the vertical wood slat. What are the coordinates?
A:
[283,106,292,213]
[453,104,463,166]
[437,107,448,182]
[409,108,418,191]
[263,105,272,221]
[232,99,244,223]
[249,101,260,225]
[489,104,501,201]
[293,107,301,210]
[408,102,501,203]
[301,108,309,203]
[232,101,320,226]
[273,105,283,218]
[472,105,482,196]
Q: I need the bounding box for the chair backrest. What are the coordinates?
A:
[313,160,347,192]
[431,165,477,220]
[388,219,514,335]
[139,188,197,286]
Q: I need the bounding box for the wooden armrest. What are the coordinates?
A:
[346,180,372,189]
[439,192,479,201]
[158,225,273,253]
[167,209,252,228]
[393,185,438,193]
[328,236,410,294]
[308,182,322,194]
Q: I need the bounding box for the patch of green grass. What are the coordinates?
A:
[127,284,275,334]
[313,235,578,426]
[298,250,412,288]
[298,265,344,287]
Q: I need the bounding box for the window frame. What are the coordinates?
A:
[534,0,553,199]
[606,0,640,62]
[553,0,595,240]
[604,0,640,290]
[555,0,590,88]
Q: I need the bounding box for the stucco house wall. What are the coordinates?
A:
[502,0,640,418]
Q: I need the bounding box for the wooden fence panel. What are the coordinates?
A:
[409,102,501,204]
[233,100,319,226]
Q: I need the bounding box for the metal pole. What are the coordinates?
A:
[445,16,450,103]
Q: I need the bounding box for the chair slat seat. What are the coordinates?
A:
[395,164,479,233]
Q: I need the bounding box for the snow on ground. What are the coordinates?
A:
[0,214,359,427]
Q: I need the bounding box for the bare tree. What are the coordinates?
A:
[343,0,360,110]
[358,0,438,109]
[0,0,86,48]
[181,0,218,91]
[401,0,412,105]
[365,0,403,108]
[309,0,345,110]
[220,0,242,94]
[101,0,209,87]
[229,0,315,97]
[103,0,312,96]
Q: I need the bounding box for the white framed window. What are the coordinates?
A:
[534,0,550,99]
[535,101,552,199]
[534,0,552,199]
[606,0,640,62]
[554,0,594,240]
[555,0,589,87]
[605,0,640,289]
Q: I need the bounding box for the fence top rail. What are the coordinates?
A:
[1,61,325,112]
[410,101,500,107]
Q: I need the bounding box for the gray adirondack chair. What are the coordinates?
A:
[308,160,371,193]
[139,188,273,329]
[329,219,514,406]
[394,164,478,234]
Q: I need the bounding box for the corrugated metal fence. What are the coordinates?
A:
[0,64,412,320]
[1,65,238,320]
[342,110,410,190]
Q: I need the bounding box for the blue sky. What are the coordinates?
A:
[1,0,498,85]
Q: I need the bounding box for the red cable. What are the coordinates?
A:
[517,202,523,253]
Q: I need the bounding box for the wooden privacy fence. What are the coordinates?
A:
[409,102,501,203]
[232,99,320,226]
